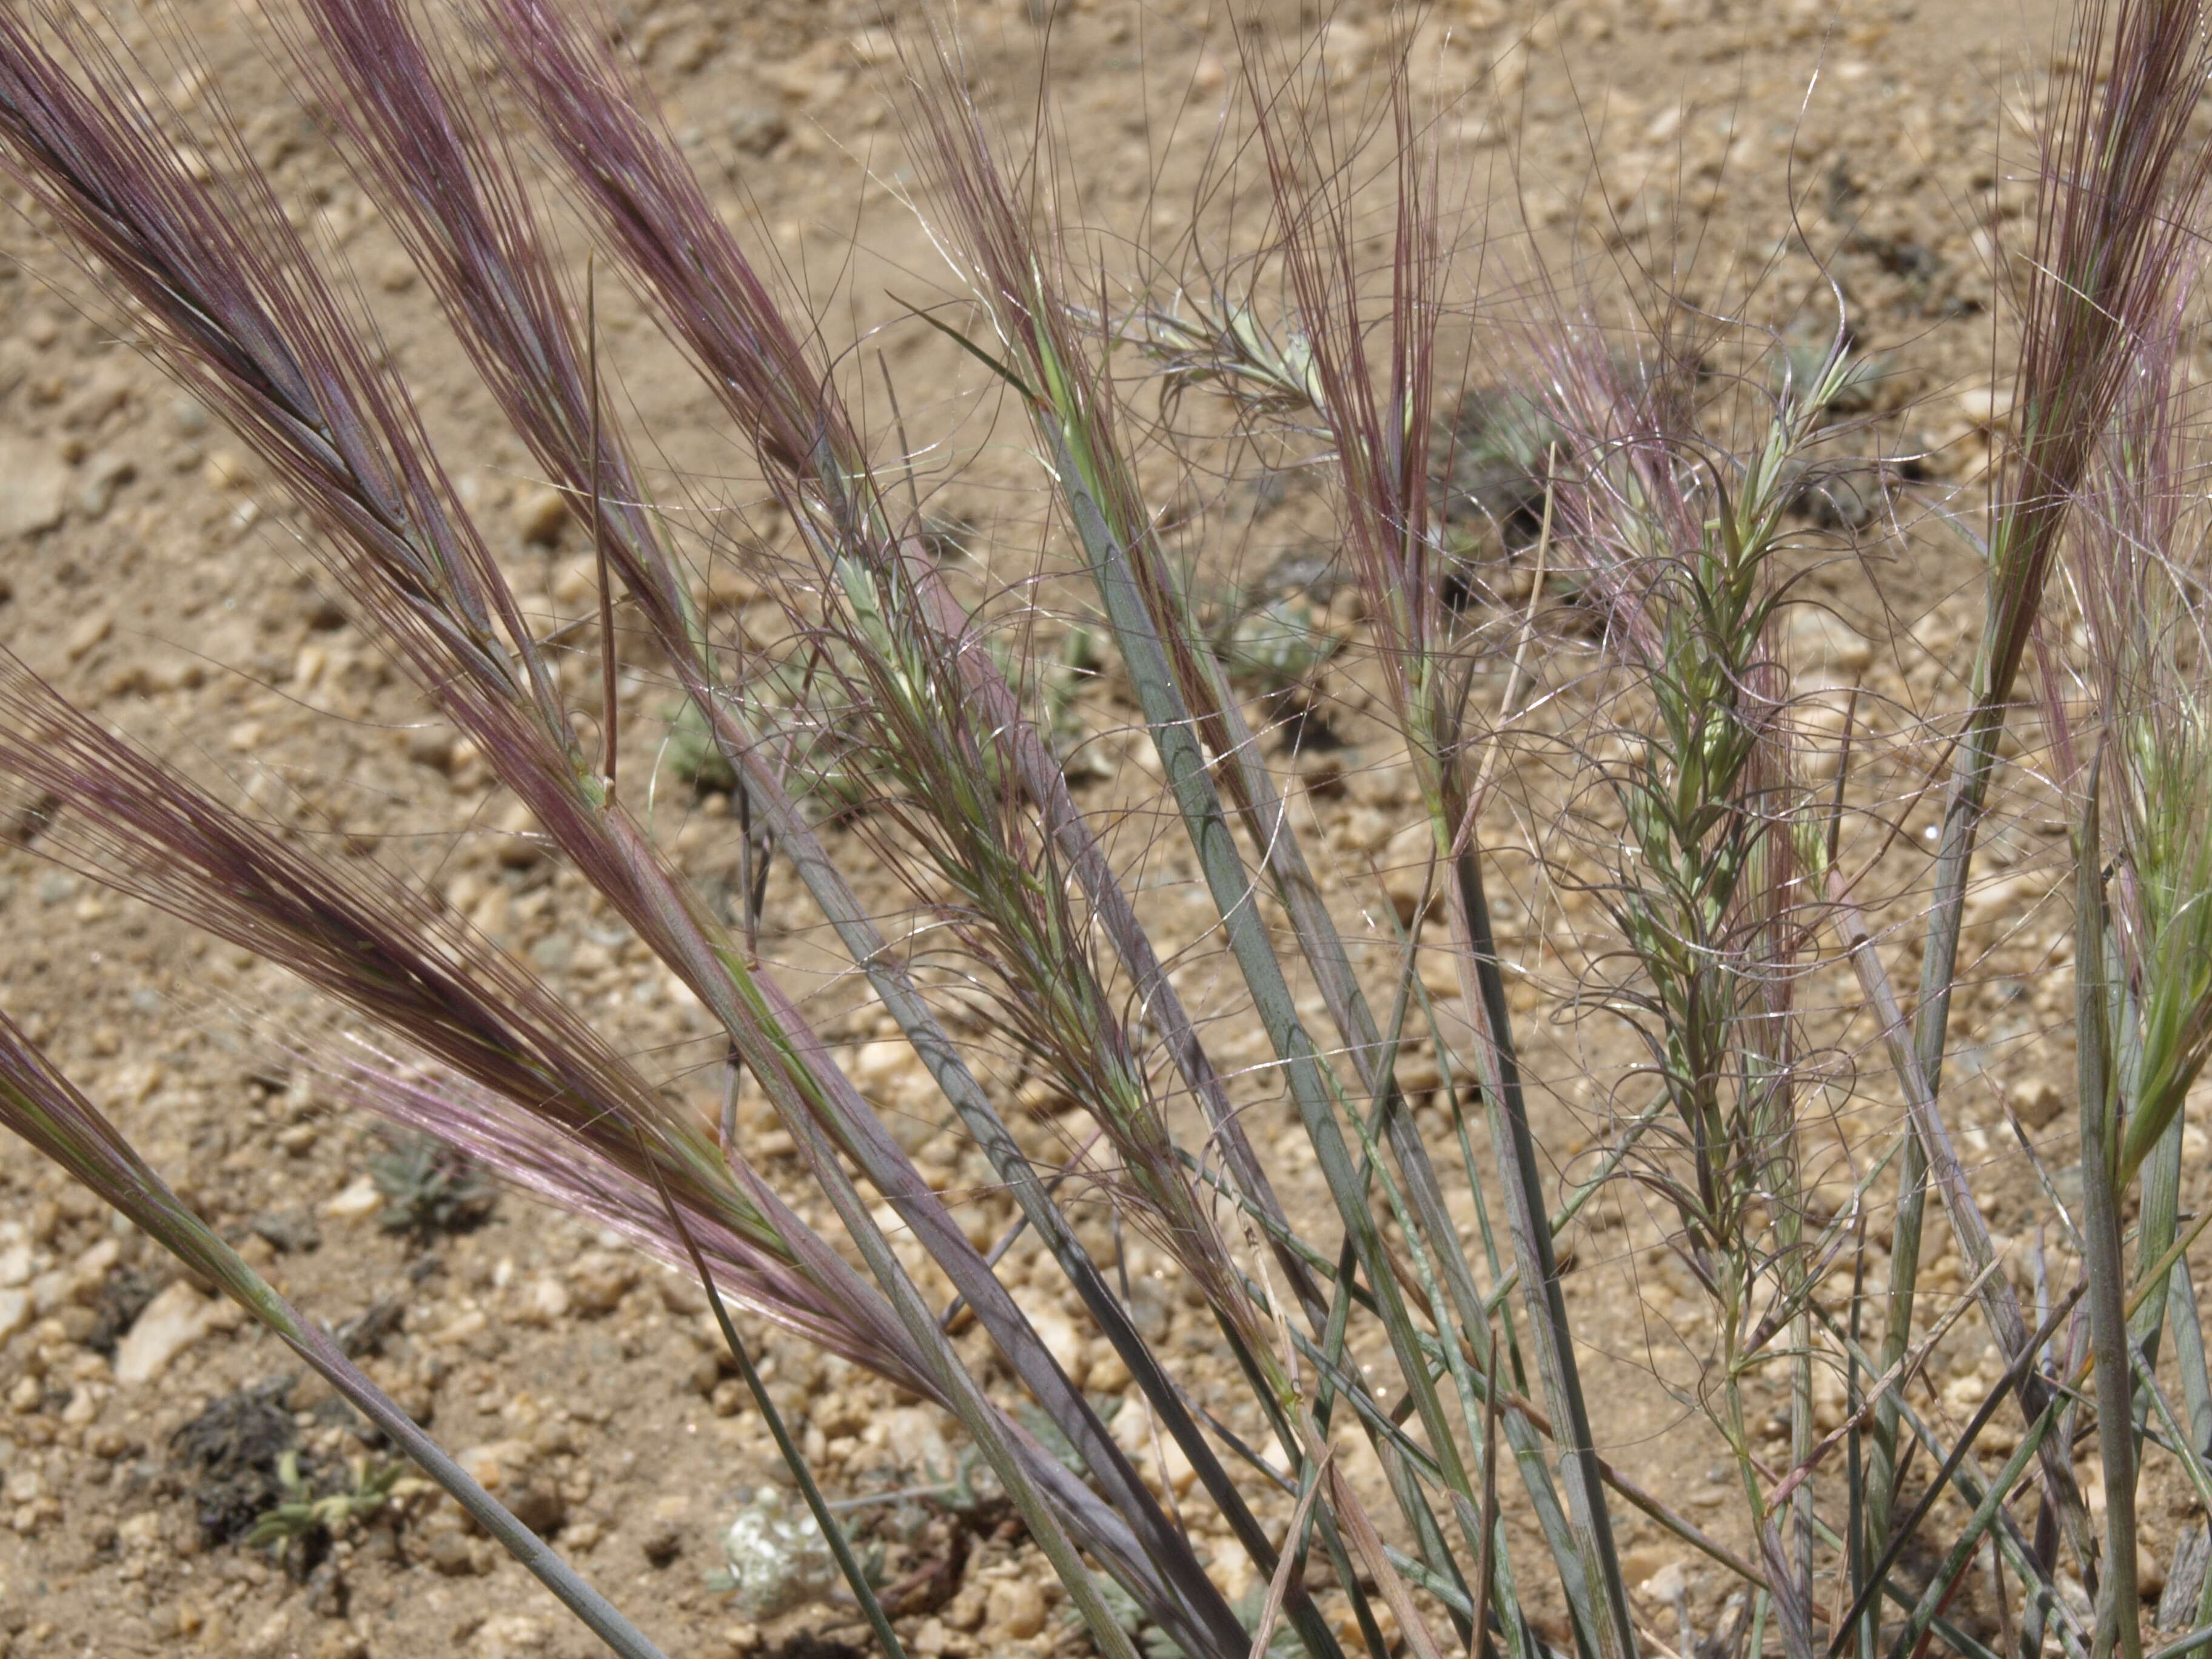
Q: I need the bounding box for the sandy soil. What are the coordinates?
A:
[0,0,2179,1656]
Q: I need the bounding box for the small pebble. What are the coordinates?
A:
[640,1516,685,1567]
[427,1529,483,1576]
[405,726,457,771]
[514,485,570,546]
[64,612,112,662]
[323,1176,383,1221]
[984,1578,1047,1641]
[567,1250,637,1315]
[657,1271,710,1315]
[1956,385,2014,426]
[495,800,546,868]
[0,439,69,540]
[520,1275,571,1325]
[249,1208,320,1253]
[113,1282,215,1386]
[75,453,135,520]
[509,1479,569,1537]
[2012,1073,2065,1129]
[729,105,788,156]
[1011,1290,1088,1390]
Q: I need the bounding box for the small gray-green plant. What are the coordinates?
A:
[708,1486,852,1621]
[246,1452,408,1569]
[1225,596,1341,694]
[662,695,740,795]
[367,1131,496,1238]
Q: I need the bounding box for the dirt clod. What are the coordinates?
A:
[169,1378,302,1546]
[640,1514,685,1567]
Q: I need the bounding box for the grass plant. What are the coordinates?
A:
[0,1,2210,1658]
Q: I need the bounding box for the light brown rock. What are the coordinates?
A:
[1011,1287,1088,1389]
[0,440,69,540]
[984,1578,1048,1641]
[473,1613,550,1657]
[517,1275,571,1326]
[494,799,545,868]
[64,612,112,662]
[114,1282,216,1385]
[568,1250,637,1315]
[514,485,569,546]
[2013,1074,2066,1130]
[323,1176,383,1220]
